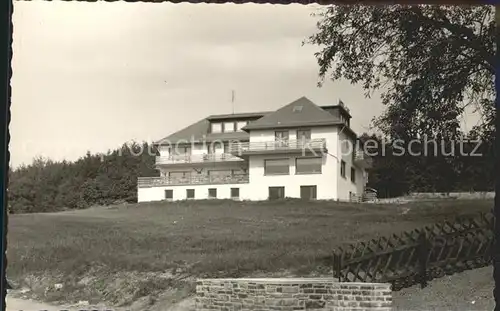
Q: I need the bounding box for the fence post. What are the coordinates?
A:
[332,250,342,282]
[418,231,429,289]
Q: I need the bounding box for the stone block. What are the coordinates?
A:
[305,300,326,309]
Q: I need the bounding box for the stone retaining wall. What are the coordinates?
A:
[196,278,392,311]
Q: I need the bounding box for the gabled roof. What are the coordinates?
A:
[207,111,270,121]
[242,96,342,131]
[154,118,210,145]
[154,97,359,145]
[154,112,267,145]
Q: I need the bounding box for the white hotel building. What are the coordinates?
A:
[137,97,372,202]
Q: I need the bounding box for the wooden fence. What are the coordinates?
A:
[332,212,494,291]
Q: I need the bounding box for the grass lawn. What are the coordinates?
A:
[6,199,493,308]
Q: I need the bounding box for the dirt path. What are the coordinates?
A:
[5,294,195,311]
[7,296,72,311]
[392,266,494,310]
[6,295,119,311]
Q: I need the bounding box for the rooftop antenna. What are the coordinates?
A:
[231,90,235,114]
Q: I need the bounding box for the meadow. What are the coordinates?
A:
[6,199,493,309]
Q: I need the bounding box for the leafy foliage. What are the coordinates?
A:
[306,5,495,198]
[307,5,495,141]
[360,133,494,198]
[8,142,158,213]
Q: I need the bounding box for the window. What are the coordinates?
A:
[231,188,240,199]
[223,122,235,133]
[186,189,195,199]
[275,130,289,143]
[292,105,303,112]
[159,145,171,157]
[208,188,217,199]
[236,121,248,131]
[165,190,173,200]
[211,122,222,133]
[296,157,322,174]
[297,129,311,144]
[340,160,346,178]
[275,130,289,148]
[300,186,317,200]
[269,187,285,200]
[264,159,289,175]
[351,167,356,183]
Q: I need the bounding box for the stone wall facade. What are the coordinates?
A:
[196,278,392,311]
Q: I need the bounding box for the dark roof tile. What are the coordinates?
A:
[155,97,358,144]
[242,96,340,131]
[154,118,209,145]
[207,111,270,120]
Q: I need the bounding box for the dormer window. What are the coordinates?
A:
[211,122,222,133]
[236,121,248,131]
[211,120,249,133]
[223,122,235,132]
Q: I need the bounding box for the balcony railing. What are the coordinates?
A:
[155,153,243,165]
[228,138,327,155]
[137,174,249,188]
[353,149,373,168]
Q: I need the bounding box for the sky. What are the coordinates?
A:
[10,2,478,168]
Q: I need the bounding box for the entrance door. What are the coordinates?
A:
[269,187,285,200]
[300,185,317,200]
[297,129,311,145]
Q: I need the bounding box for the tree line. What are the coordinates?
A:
[7,135,493,213]
[8,142,158,213]
[362,134,494,198]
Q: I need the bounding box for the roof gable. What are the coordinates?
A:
[153,97,358,144]
[207,111,270,121]
[154,118,210,145]
[243,96,339,131]
[154,116,256,145]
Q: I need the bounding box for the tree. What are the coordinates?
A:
[306,5,495,141]
[7,141,159,213]
[308,9,497,302]
[360,134,411,198]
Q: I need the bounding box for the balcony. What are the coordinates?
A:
[228,139,327,157]
[353,149,373,169]
[155,153,244,165]
[137,174,249,188]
